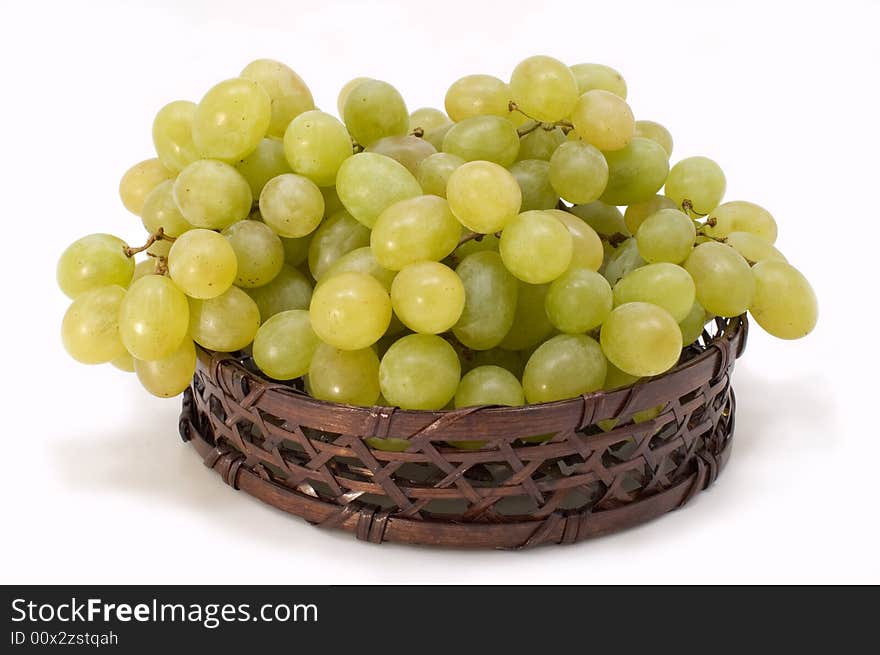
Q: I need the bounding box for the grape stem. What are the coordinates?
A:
[122,228,175,258]
[457,230,501,248]
[509,101,575,136]
[410,127,425,138]
[148,252,169,275]
[681,199,708,218]
[599,232,629,248]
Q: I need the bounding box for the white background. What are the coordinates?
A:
[2,0,878,584]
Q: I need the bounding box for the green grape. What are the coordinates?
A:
[416,152,464,197]
[379,334,460,410]
[725,231,786,264]
[455,231,501,259]
[545,210,604,271]
[665,156,726,216]
[309,272,391,349]
[131,259,157,284]
[623,194,678,234]
[281,234,313,266]
[192,78,271,161]
[283,110,353,187]
[119,158,174,215]
[684,242,755,317]
[570,63,627,98]
[600,302,682,376]
[509,55,579,122]
[446,161,521,233]
[134,337,197,398]
[308,343,381,406]
[499,282,554,350]
[318,247,396,291]
[634,120,673,156]
[453,251,518,350]
[455,365,524,408]
[444,74,511,122]
[235,137,292,197]
[459,347,524,378]
[603,237,645,286]
[499,210,573,284]
[320,186,345,217]
[223,219,284,287]
[569,201,628,238]
[337,77,372,118]
[245,264,313,319]
[545,268,613,333]
[517,125,565,161]
[749,261,818,339]
[147,239,172,259]
[603,361,640,390]
[678,300,707,346]
[61,285,127,364]
[111,352,135,373]
[509,159,558,211]
[366,135,437,175]
[613,263,695,322]
[570,90,635,152]
[335,152,422,228]
[119,275,189,360]
[548,140,609,204]
[636,208,696,264]
[173,159,252,230]
[390,261,464,334]
[409,107,450,132]
[259,173,325,237]
[370,195,461,270]
[342,79,409,147]
[600,138,670,206]
[152,100,199,172]
[188,286,261,352]
[422,122,454,151]
[307,210,371,279]
[252,309,319,379]
[702,201,778,243]
[167,228,237,299]
[240,59,314,138]
[523,334,606,404]
[442,115,520,167]
[140,180,193,238]
[57,234,134,298]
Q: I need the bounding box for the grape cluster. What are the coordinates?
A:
[58,56,818,423]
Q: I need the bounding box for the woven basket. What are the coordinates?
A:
[178,315,747,549]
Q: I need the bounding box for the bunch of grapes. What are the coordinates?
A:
[58,56,817,427]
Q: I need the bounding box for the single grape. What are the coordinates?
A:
[342,79,409,147]
[517,125,565,161]
[335,152,422,228]
[499,210,573,284]
[636,208,696,264]
[509,55,579,122]
[235,137,292,197]
[390,261,464,334]
[569,63,627,98]
[309,272,391,350]
[600,302,682,376]
[258,173,325,238]
[522,334,607,403]
[749,261,818,339]
[453,251,519,350]
[119,275,189,361]
[281,233,313,267]
[499,282,554,350]
[245,264,312,320]
[57,233,134,298]
[600,138,670,206]
[603,237,645,286]
[634,120,673,156]
[135,338,197,398]
[240,59,314,138]
[409,107,450,132]
[702,200,778,243]
[603,361,640,390]
[337,77,373,118]
[570,90,635,152]
[188,286,261,352]
[446,161,521,233]
[442,115,520,167]
[678,300,708,346]
[548,140,609,204]
[111,352,136,373]
[366,135,437,175]
[140,180,193,238]
[371,195,461,270]
[379,334,460,410]
[509,159,558,211]
[422,122,454,151]
[569,201,628,238]
[546,268,613,333]
[613,263,696,322]
[173,159,253,230]
[623,194,678,234]
[192,78,271,161]
[282,110,353,187]
[545,210,604,271]
[318,247,396,291]
[119,158,174,215]
[307,210,371,280]
[252,309,319,380]
[61,285,127,364]
[417,152,465,197]
[725,231,787,263]
[684,242,755,317]
[131,259,156,284]
[308,343,380,406]
[445,74,511,122]
[223,219,284,288]
[665,156,726,216]
[167,228,238,299]
[455,365,524,408]
[152,100,199,172]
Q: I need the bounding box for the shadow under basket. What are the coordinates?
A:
[179,316,748,549]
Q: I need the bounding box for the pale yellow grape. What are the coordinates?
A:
[57,234,134,298]
[603,237,646,286]
[133,337,196,397]
[379,334,460,410]
[167,229,237,299]
[444,74,511,122]
[546,268,613,333]
[245,264,313,319]
[192,78,270,161]
[119,158,174,215]
[725,231,787,264]
[119,275,189,360]
[152,100,199,172]
[309,344,380,406]
[634,120,673,156]
[600,302,682,376]
[409,107,450,132]
[545,210,604,271]
[600,138,670,206]
[282,110,353,187]
[665,156,726,216]
[679,300,707,346]
[337,77,372,118]
[281,234,312,266]
[173,159,253,230]
[446,161,521,233]
[366,135,437,175]
[548,140,609,204]
[517,125,565,161]
[636,208,696,264]
[570,63,627,98]
[309,272,391,349]
[509,159,558,211]
[131,259,157,284]
[623,194,678,234]
[749,261,818,339]
[422,123,453,151]
[613,263,695,322]
[603,362,640,390]
[61,285,127,364]
[455,231,500,258]
[684,242,755,317]
[499,210,573,284]
[240,59,314,138]
[442,116,520,167]
[509,55,579,122]
[223,220,284,287]
[703,201,778,243]
[140,180,193,238]
[308,210,371,279]
[498,282,553,350]
[235,137,292,197]
[111,352,136,373]
[522,334,607,404]
[391,261,465,334]
[569,202,628,238]
[453,251,519,350]
[188,286,260,352]
[335,152,422,228]
[455,365,524,408]
[319,247,396,291]
[370,195,460,270]
[342,79,409,147]
[252,310,318,379]
[259,173,324,238]
[417,152,464,197]
[570,90,635,152]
